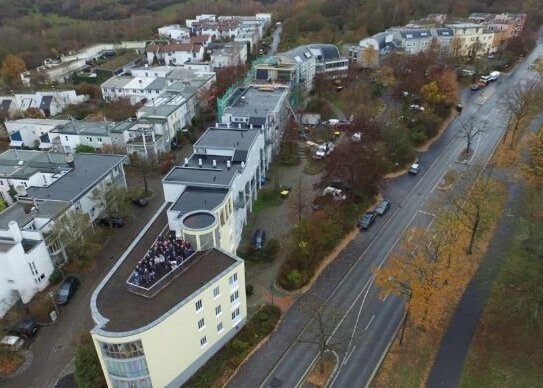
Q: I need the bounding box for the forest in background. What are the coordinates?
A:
[0,0,542,69]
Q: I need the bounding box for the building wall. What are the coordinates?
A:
[0,223,53,317]
[92,262,246,387]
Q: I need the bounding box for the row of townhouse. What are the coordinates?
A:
[100,65,216,106]
[90,83,289,387]
[349,12,527,67]
[0,90,89,119]
[0,149,127,317]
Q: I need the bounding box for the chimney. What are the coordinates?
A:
[198,158,202,167]
[184,157,189,166]
[241,161,245,169]
[250,124,253,129]
[227,160,231,170]
[8,221,22,243]
[215,122,218,127]
[212,159,217,168]
[238,123,241,129]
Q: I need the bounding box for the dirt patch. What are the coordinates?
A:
[0,352,25,377]
[456,148,474,163]
[437,170,459,190]
[305,351,337,387]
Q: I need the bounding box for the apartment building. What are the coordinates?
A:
[157,24,190,40]
[5,119,69,149]
[0,90,88,119]
[445,22,495,56]
[91,210,246,387]
[0,150,127,316]
[146,42,205,66]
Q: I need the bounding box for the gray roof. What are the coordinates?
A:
[53,121,114,136]
[163,155,239,189]
[146,78,168,91]
[101,76,132,89]
[224,86,287,119]
[170,187,228,215]
[0,150,71,179]
[398,29,433,39]
[39,96,53,110]
[279,45,315,63]
[26,154,126,202]
[435,27,454,37]
[195,127,259,152]
[0,200,69,230]
[0,100,12,113]
[308,44,341,60]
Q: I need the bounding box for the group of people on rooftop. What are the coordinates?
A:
[131,231,194,287]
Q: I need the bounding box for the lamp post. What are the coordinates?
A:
[48,290,59,319]
[270,284,274,306]
[388,277,412,346]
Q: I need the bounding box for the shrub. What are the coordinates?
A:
[230,339,250,353]
[74,144,96,154]
[285,269,303,289]
[75,334,105,388]
[48,268,63,285]
[260,239,280,262]
[245,284,254,297]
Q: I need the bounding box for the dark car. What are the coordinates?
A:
[253,229,266,251]
[98,217,126,227]
[56,276,80,305]
[132,197,149,207]
[375,200,391,215]
[358,212,376,230]
[9,319,39,338]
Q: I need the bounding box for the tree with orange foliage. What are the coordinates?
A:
[524,128,543,186]
[376,213,467,330]
[1,54,26,88]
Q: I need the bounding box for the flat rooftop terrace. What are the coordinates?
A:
[94,206,237,333]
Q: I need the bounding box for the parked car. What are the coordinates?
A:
[98,217,126,227]
[408,163,421,175]
[374,199,391,215]
[8,319,39,338]
[409,104,425,112]
[322,186,346,201]
[1,336,24,351]
[358,212,376,230]
[253,229,266,251]
[56,276,80,305]
[132,197,149,207]
[314,142,335,159]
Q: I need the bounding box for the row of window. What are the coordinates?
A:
[195,272,238,311]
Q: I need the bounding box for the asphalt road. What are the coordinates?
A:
[229,39,543,388]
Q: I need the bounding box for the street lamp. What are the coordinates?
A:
[388,277,412,346]
[48,290,59,319]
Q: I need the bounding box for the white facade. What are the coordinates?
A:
[0,91,88,118]
[157,25,190,40]
[5,119,69,149]
[210,43,248,69]
[146,43,205,66]
[0,221,54,317]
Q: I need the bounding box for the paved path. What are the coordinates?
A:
[426,179,522,388]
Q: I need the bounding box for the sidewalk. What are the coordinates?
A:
[426,179,522,388]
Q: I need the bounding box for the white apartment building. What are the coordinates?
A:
[137,94,190,136]
[5,119,69,149]
[209,42,248,69]
[0,150,127,316]
[157,24,190,40]
[0,90,88,119]
[146,43,205,66]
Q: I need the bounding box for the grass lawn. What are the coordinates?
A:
[460,201,543,387]
[252,188,282,214]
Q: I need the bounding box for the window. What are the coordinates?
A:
[213,286,220,298]
[97,137,103,142]
[200,336,207,347]
[217,322,223,333]
[230,290,239,303]
[102,341,145,359]
[229,273,238,286]
[197,318,205,330]
[231,307,240,321]
[64,136,68,141]
[215,305,222,316]
[195,299,203,311]
[87,137,93,142]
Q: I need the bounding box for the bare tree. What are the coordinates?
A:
[91,184,130,225]
[503,81,541,148]
[298,303,344,375]
[458,119,487,156]
[289,176,308,223]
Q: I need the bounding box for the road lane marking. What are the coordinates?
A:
[382,291,390,302]
[364,315,376,331]
[343,345,357,365]
[418,210,435,217]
